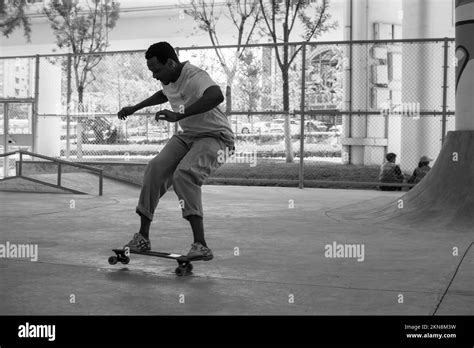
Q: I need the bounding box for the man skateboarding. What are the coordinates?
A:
[117,42,234,260]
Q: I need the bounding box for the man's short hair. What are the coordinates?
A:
[145,42,180,64]
[386,152,397,161]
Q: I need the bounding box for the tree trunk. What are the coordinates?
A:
[282,67,293,163]
[226,73,235,134]
[76,86,84,159]
[282,18,293,163]
[226,72,235,115]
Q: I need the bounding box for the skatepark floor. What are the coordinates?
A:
[0,177,472,315]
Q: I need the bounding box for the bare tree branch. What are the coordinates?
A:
[43,0,120,103]
[258,0,282,69]
[183,0,262,86]
[226,0,240,31]
[289,0,302,33]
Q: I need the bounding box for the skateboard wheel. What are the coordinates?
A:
[121,256,130,265]
[175,267,185,276]
[186,263,193,272]
[108,256,118,265]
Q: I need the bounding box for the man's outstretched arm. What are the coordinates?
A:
[134,90,169,111]
[118,90,168,119]
[154,86,224,123]
[182,86,224,118]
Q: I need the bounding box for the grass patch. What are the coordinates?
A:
[211,160,381,189]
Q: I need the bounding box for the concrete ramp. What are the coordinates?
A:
[328,131,474,232]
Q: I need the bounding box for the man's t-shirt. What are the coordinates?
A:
[161,61,234,146]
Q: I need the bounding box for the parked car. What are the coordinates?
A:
[305,120,328,132]
[230,119,250,134]
[253,121,272,134]
[269,118,301,134]
[329,124,343,134]
[231,119,269,134]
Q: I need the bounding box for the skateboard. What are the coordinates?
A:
[108,248,204,276]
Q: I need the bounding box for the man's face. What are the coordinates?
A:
[147,56,175,85]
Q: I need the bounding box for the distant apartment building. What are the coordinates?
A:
[0,59,34,99]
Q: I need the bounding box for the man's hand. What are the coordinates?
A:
[117,106,137,120]
[155,109,182,123]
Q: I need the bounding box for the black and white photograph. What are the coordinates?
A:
[0,0,473,345]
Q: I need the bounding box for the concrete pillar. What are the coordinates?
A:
[37,60,62,157]
[455,0,474,130]
[400,0,454,170]
[402,0,455,39]
[343,0,402,165]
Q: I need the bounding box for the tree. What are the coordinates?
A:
[236,49,261,113]
[43,0,120,157]
[0,0,32,41]
[183,0,262,112]
[235,49,262,132]
[259,0,337,162]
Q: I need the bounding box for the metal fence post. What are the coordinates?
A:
[347,10,353,164]
[3,103,8,178]
[441,37,449,145]
[33,55,40,153]
[174,47,180,135]
[147,115,149,142]
[226,86,232,116]
[19,151,23,177]
[66,54,72,159]
[57,162,62,186]
[99,171,103,196]
[298,43,307,189]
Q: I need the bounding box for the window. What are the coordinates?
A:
[15,78,20,84]
[15,89,20,96]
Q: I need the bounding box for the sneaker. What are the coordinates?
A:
[187,242,213,261]
[123,233,151,252]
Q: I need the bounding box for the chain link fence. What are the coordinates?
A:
[301,39,456,186]
[0,38,456,187]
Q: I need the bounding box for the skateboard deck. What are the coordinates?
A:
[108,248,205,276]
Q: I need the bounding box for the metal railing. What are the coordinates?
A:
[0,150,103,195]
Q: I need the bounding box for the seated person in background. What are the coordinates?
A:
[379,152,404,191]
[407,155,433,185]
